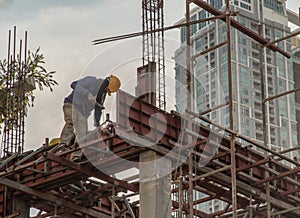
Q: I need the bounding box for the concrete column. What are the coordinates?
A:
[14,196,29,218]
[139,150,172,218]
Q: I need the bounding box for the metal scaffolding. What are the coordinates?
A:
[178,0,300,217]
[1,1,300,217]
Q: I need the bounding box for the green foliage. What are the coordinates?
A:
[0,48,58,132]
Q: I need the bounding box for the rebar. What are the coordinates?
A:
[1,27,28,157]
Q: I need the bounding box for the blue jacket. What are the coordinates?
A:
[64,76,109,126]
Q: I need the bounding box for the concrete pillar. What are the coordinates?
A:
[139,150,172,218]
[14,196,29,218]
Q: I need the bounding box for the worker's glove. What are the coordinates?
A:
[95,102,105,110]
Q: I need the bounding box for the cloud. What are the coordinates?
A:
[0,0,12,9]
[13,1,143,149]
[2,0,298,151]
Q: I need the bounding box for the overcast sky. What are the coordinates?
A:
[0,0,299,151]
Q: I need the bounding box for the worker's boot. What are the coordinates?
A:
[55,143,68,152]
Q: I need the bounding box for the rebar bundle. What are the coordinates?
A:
[1,27,28,157]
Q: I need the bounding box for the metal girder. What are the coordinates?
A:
[271,206,300,216]
[279,187,300,197]
[198,166,300,216]
[254,167,300,186]
[172,200,209,217]
[236,157,270,172]
[0,153,19,169]
[190,0,291,58]
[0,177,110,218]
[186,109,300,167]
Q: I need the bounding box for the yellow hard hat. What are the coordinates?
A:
[108,75,121,93]
[49,138,60,146]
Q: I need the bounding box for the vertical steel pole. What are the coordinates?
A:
[21,31,28,153]
[225,0,237,217]
[2,30,11,156]
[258,0,271,215]
[17,39,22,153]
[188,154,193,217]
[13,26,17,154]
[112,186,115,218]
[185,1,193,217]
[4,186,7,216]
[259,21,271,218]
[186,0,192,110]
[179,166,183,218]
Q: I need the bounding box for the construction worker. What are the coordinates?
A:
[58,75,121,161]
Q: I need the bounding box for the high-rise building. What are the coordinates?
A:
[291,34,300,155]
[175,0,298,156]
[174,1,299,212]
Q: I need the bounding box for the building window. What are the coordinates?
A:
[240,66,249,76]
[239,47,247,56]
[263,0,284,14]
[209,0,223,10]
[238,55,248,65]
[279,99,287,117]
[199,10,206,29]
[254,112,262,120]
[255,122,263,131]
[180,26,186,43]
[256,133,263,141]
[212,111,217,119]
[240,2,251,10]
[242,88,249,95]
[241,77,249,86]
[196,38,202,52]
[209,32,215,41]
[238,36,247,45]
[265,28,271,36]
[241,97,249,105]
[241,106,250,116]
[191,14,197,36]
